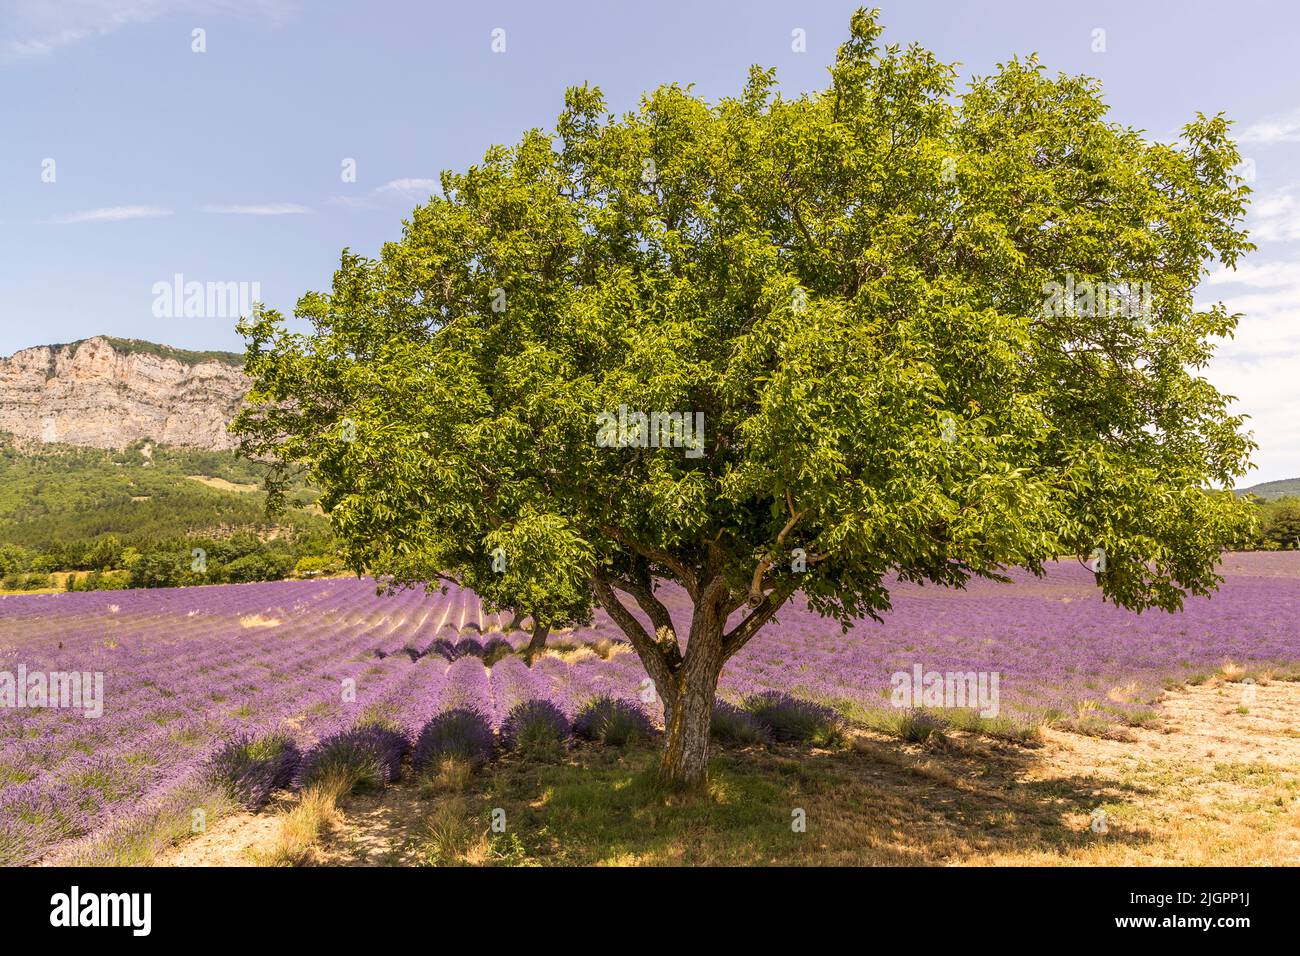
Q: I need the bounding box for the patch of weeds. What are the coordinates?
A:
[1210,762,1282,786]
[977,710,1056,744]
[1066,715,1132,741]
[891,709,949,744]
[415,799,489,866]
[1122,709,1161,729]
[418,755,478,797]
[252,768,352,867]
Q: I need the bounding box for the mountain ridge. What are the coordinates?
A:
[1238,477,1300,500]
[0,335,248,451]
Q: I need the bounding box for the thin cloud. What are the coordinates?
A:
[328,177,441,211]
[1201,251,1300,483]
[1204,259,1300,288]
[375,178,440,196]
[48,205,174,224]
[326,194,378,210]
[1199,252,1300,357]
[1239,109,1300,145]
[203,202,311,215]
[2,0,297,60]
[1249,187,1300,243]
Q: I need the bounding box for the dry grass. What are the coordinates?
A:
[238,614,282,629]
[417,756,477,797]
[249,768,352,866]
[185,475,260,493]
[536,638,633,663]
[415,799,488,865]
[1219,660,1248,682]
[1106,680,1143,704]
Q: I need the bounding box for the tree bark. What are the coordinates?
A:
[524,621,549,664]
[657,649,724,790]
[656,584,729,790]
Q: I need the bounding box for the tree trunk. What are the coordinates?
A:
[657,604,726,790]
[524,621,549,665]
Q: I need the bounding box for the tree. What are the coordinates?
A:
[85,534,123,571]
[1259,498,1300,550]
[221,550,294,584]
[0,544,32,576]
[234,9,1257,789]
[130,551,184,589]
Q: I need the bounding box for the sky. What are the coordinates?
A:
[2,0,1299,483]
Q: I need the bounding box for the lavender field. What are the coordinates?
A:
[3,551,1299,865]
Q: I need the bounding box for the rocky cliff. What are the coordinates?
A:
[0,337,248,450]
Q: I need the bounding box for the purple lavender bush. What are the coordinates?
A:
[890,709,949,744]
[413,708,494,770]
[499,699,571,753]
[424,637,458,661]
[481,637,514,665]
[452,637,485,660]
[573,696,652,746]
[295,723,408,791]
[710,699,772,746]
[743,691,845,746]
[0,782,82,866]
[202,732,300,808]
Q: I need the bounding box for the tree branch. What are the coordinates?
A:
[592,570,679,697]
[600,524,699,601]
[747,489,804,606]
[609,575,682,668]
[723,581,798,659]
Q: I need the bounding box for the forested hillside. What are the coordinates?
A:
[0,436,337,591]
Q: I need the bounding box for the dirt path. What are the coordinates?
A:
[162,806,282,866]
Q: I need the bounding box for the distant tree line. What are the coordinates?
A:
[0,529,342,592]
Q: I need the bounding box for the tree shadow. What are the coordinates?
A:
[737,731,1156,864]
[376,729,1157,865]
[295,731,1161,866]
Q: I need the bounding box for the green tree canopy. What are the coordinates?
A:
[235,8,1257,787]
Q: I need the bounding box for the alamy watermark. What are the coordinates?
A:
[50,886,150,936]
[1041,274,1152,324]
[0,666,103,718]
[890,663,1000,717]
[596,405,705,458]
[151,273,261,319]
